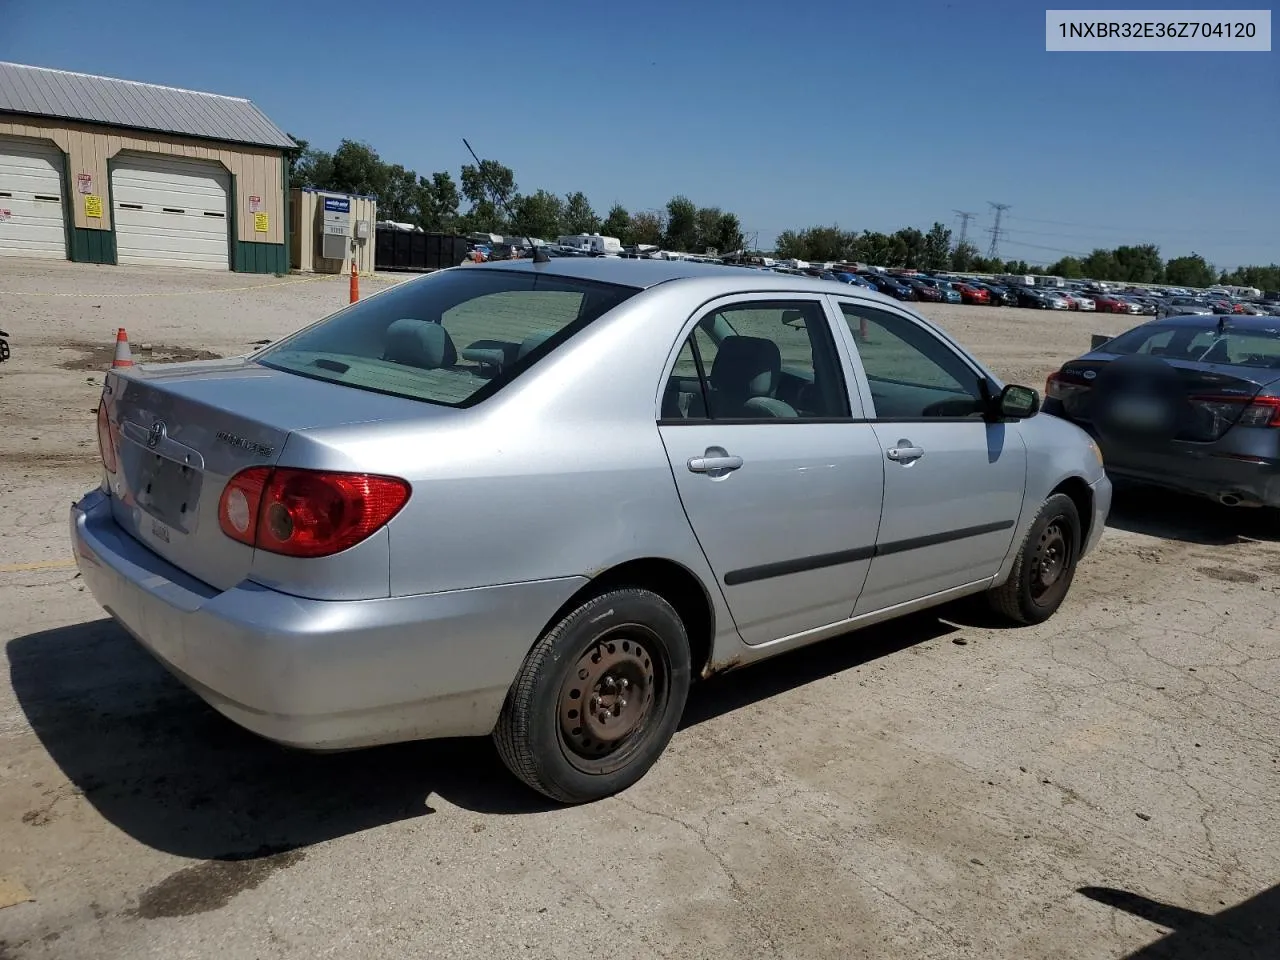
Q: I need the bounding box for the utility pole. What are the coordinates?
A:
[953,210,977,248]
[986,202,1010,260]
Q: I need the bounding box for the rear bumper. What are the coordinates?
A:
[1046,417,1280,508]
[71,488,587,750]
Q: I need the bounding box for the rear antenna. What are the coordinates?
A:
[462,138,549,264]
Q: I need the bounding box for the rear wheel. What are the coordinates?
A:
[988,493,1082,625]
[493,588,692,804]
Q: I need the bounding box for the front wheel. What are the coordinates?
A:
[493,588,692,804]
[987,493,1082,625]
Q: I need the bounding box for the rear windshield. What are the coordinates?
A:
[1105,323,1280,368]
[256,268,639,406]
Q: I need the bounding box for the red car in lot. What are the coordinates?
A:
[953,283,990,305]
[1091,294,1133,314]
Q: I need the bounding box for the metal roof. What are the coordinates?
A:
[0,62,295,150]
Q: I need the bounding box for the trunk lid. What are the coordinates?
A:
[1054,352,1280,442]
[101,356,439,590]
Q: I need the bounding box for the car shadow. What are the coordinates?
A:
[1105,482,1279,546]
[7,612,957,861]
[1078,883,1280,958]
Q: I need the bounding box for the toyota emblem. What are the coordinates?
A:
[147,421,166,448]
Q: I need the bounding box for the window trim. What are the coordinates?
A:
[828,295,1003,424]
[656,292,864,425]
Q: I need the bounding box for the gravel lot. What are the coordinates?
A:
[1,260,1277,960]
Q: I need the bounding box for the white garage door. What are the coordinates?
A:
[0,137,67,259]
[112,155,230,270]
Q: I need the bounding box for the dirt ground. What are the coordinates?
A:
[1,260,1277,960]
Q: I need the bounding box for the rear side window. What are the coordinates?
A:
[256,269,638,407]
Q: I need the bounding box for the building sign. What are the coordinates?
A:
[76,173,94,195]
[249,195,262,213]
[254,212,269,233]
[84,195,103,219]
[323,196,351,214]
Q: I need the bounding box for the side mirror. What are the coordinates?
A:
[999,383,1041,420]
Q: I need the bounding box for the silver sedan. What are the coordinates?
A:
[72,259,1111,804]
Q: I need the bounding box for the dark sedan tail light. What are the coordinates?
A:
[1190,394,1280,429]
[1046,370,1092,402]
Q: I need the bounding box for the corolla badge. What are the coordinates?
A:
[147,421,167,448]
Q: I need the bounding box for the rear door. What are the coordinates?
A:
[832,298,1027,614]
[657,294,885,646]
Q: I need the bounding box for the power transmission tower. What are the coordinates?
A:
[953,210,977,247]
[986,202,1010,259]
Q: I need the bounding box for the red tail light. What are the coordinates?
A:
[218,467,411,558]
[96,400,117,474]
[1190,394,1280,429]
[1045,370,1091,401]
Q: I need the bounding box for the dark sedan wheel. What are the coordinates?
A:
[494,588,692,804]
[988,493,1082,625]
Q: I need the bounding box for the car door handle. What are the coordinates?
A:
[886,443,924,463]
[688,455,743,473]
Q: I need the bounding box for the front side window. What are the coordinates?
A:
[661,300,850,420]
[839,303,986,419]
[256,268,638,407]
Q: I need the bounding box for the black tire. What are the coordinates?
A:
[988,493,1082,625]
[493,588,692,804]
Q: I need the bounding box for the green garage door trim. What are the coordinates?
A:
[234,240,287,273]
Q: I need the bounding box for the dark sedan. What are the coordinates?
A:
[1044,314,1280,515]
[858,273,916,300]
[898,277,945,302]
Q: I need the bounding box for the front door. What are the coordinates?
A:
[833,299,1027,614]
[657,295,885,646]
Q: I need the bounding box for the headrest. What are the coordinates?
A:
[709,335,781,398]
[383,318,457,369]
[517,330,557,360]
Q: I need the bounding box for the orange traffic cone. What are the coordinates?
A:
[349,259,359,304]
[111,328,134,367]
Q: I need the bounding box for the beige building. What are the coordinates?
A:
[289,187,377,275]
[0,61,294,272]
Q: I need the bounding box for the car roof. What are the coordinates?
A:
[465,257,907,303]
[1142,313,1280,330]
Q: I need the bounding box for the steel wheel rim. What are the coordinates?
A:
[557,625,667,775]
[1030,520,1071,602]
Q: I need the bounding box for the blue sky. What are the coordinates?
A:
[5,0,1277,267]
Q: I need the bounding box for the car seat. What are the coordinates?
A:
[383,318,458,369]
[707,335,797,418]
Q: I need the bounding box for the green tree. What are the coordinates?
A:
[1163,253,1217,288]
[713,212,745,254]
[1222,263,1280,291]
[562,192,599,234]
[664,196,699,251]
[892,227,925,268]
[328,140,390,197]
[949,241,981,272]
[512,189,564,241]
[423,172,460,230]
[774,229,805,259]
[1045,256,1085,278]
[1112,244,1163,283]
[630,210,665,246]
[1080,248,1120,280]
[852,231,896,266]
[601,204,631,242]
[920,223,952,271]
[694,207,724,253]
